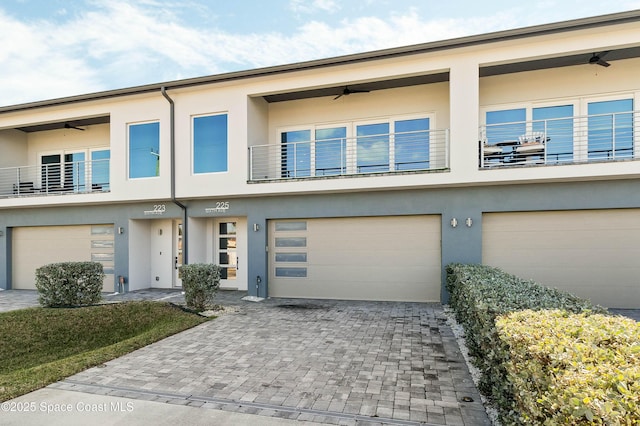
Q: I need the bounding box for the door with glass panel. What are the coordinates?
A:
[173,221,183,287]
[215,220,238,286]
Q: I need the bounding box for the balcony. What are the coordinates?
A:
[249,128,449,181]
[0,158,110,198]
[479,110,639,168]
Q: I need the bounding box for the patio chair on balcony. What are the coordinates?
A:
[481,141,505,165]
[12,181,35,194]
[515,132,548,164]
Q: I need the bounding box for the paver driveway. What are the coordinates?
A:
[53,293,489,425]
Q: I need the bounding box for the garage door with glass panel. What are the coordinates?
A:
[12,224,114,291]
[269,216,441,302]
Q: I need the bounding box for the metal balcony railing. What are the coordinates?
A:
[0,159,110,198]
[249,128,449,181]
[479,110,639,168]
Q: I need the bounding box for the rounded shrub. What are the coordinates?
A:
[35,261,105,307]
[180,263,221,312]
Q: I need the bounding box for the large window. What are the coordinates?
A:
[64,152,86,191]
[357,123,390,173]
[129,122,160,179]
[39,148,110,192]
[281,129,311,177]
[315,127,347,176]
[91,149,110,190]
[485,108,526,144]
[532,105,574,163]
[588,99,634,160]
[395,118,430,170]
[279,115,432,178]
[193,114,228,173]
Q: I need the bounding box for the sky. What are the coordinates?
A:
[0,0,639,107]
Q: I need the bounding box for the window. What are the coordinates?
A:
[588,99,634,159]
[64,152,86,191]
[394,118,430,170]
[485,108,526,144]
[91,149,110,190]
[278,114,432,178]
[281,130,311,178]
[129,122,160,179]
[532,105,574,163]
[357,122,390,172]
[193,114,228,173]
[273,220,308,278]
[315,127,347,176]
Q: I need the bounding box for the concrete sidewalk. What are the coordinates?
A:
[1,387,323,426]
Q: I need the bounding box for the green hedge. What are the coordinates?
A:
[35,262,105,307]
[496,309,640,424]
[445,264,606,424]
[180,263,221,311]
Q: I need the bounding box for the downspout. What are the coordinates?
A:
[161,87,188,264]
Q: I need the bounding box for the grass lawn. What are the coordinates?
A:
[0,301,209,401]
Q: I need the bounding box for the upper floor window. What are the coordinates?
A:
[279,115,432,178]
[587,99,633,160]
[129,122,159,179]
[193,113,228,174]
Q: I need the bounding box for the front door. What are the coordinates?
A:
[215,219,238,288]
[173,220,183,287]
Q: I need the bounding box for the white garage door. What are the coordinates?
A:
[483,210,640,308]
[12,225,114,291]
[269,216,441,302]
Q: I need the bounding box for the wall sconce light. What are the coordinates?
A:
[450,218,458,228]
[253,223,260,232]
[118,227,125,235]
[465,218,473,227]
[158,229,163,236]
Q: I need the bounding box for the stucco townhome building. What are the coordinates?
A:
[0,11,639,308]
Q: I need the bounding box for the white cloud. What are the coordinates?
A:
[0,0,635,107]
[289,0,340,14]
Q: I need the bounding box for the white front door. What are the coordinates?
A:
[214,219,238,288]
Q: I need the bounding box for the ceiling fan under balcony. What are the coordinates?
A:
[589,51,611,67]
[64,123,85,131]
[333,86,370,100]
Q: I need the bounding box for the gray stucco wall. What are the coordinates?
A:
[1,178,638,300]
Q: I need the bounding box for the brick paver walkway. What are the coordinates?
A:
[55,293,490,425]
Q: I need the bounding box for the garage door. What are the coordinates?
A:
[269,216,441,302]
[483,210,640,308]
[12,225,114,291]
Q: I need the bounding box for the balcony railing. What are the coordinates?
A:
[479,110,639,168]
[249,128,449,181]
[0,159,110,198]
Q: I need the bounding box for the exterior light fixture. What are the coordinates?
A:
[253,223,260,232]
[466,218,473,227]
[450,218,458,228]
[118,226,125,234]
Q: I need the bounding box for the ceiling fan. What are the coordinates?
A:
[589,51,611,67]
[64,123,85,131]
[333,86,370,100]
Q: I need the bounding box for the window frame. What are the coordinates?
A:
[192,112,229,175]
[128,120,160,180]
[276,113,434,178]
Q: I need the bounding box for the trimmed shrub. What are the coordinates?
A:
[445,263,606,424]
[180,263,221,311]
[35,262,105,307]
[497,310,640,424]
